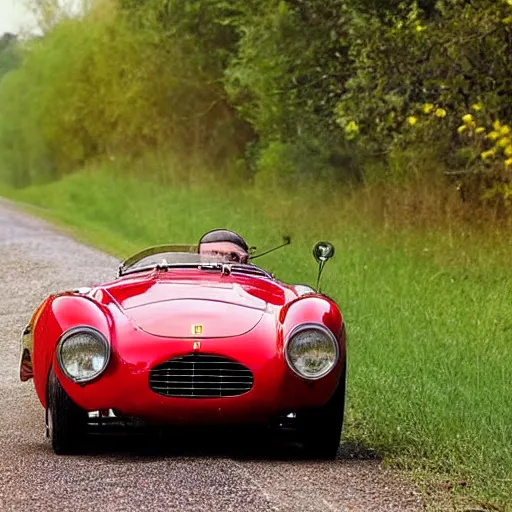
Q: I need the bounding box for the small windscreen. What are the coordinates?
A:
[121,244,249,275]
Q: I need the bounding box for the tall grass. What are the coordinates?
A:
[3,169,511,509]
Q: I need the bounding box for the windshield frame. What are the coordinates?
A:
[118,244,272,279]
[120,244,197,270]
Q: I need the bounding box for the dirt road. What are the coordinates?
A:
[0,199,423,511]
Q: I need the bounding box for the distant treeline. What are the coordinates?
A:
[0,0,511,206]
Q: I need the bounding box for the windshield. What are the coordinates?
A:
[119,244,268,278]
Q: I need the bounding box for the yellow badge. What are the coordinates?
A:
[191,324,203,336]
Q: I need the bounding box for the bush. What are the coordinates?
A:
[0,0,511,212]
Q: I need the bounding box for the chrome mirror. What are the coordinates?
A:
[313,241,335,263]
[313,241,335,292]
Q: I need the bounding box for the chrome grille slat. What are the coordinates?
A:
[151,361,246,364]
[148,379,252,384]
[150,374,250,378]
[151,386,250,391]
[149,354,254,398]
[150,368,251,371]
[150,369,251,373]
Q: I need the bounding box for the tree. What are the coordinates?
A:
[0,33,21,81]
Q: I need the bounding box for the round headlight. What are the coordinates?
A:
[285,324,338,380]
[57,327,110,383]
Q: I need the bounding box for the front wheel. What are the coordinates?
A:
[300,361,346,459]
[47,371,87,455]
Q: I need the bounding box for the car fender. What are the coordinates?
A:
[30,293,113,408]
[278,294,346,392]
[280,294,343,340]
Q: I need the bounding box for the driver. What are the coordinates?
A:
[198,229,250,264]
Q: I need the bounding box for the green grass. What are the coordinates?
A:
[2,171,512,510]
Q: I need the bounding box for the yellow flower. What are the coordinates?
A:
[493,120,502,131]
[481,149,496,160]
[506,158,512,167]
[408,116,418,126]
[500,125,511,136]
[505,145,512,157]
[486,131,501,141]
[423,103,434,114]
[471,103,483,112]
[457,125,467,134]
[415,24,426,32]
[462,114,474,124]
[344,120,360,139]
[498,137,511,148]
[435,108,447,118]
[475,127,486,135]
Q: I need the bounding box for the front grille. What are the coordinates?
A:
[149,354,254,398]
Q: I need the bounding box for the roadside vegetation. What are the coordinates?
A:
[0,0,511,211]
[0,0,511,509]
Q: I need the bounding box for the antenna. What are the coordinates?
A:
[249,236,292,260]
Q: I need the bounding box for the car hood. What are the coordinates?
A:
[107,281,271,338]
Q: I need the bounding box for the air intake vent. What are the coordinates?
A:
[149,354,254,398]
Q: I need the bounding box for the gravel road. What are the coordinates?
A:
[0,199,424,512]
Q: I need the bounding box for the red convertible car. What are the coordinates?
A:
[19,230,346,457]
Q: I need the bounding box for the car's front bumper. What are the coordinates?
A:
[55,322,345,425]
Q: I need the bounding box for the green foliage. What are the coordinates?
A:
[0,2,251,186]
[0,0,511,197]
[335,1,511,137]
[335,0,512,193]
[225,0,354,179]
[224,0,512,188]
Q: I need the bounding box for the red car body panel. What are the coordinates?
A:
[24,267,345,425]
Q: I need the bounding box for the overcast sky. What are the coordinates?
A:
[0,0,36,34]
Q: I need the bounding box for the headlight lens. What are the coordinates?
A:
[285,324,338,379]
[58,328,110,383]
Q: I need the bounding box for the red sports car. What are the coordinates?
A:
[19,230,346,457]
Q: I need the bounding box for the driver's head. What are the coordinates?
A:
[198,229,249,264]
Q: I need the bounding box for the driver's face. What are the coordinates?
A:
[199,241,249,264]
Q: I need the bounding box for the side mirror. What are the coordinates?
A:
[313,241,335,263]
[313,241,335,292]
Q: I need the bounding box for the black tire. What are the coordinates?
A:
[47,371,87,455]
[300,361,347,460]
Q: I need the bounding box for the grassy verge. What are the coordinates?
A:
[2,171,511,510]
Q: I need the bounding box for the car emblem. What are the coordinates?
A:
[193,341,201,351]
[191,324,203,336]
